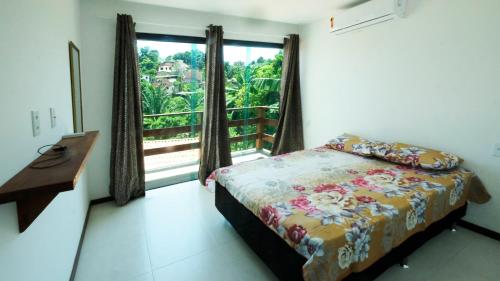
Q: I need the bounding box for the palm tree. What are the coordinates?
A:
[225,69,281,106]
[142,83,168,115]
[141,83,170,131]
[252,77,280,94]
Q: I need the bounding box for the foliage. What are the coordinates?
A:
[139,47,160,77]
[169,49,206,71]
[141,81,168,115]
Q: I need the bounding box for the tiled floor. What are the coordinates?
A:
[75,181,500,281]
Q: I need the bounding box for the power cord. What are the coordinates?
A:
[29,144,71,169]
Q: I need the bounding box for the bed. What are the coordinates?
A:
[212,146,481,281]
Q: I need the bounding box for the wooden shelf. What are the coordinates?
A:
[0,131,99,232]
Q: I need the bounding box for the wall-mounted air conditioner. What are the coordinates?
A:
[330,0,407,34]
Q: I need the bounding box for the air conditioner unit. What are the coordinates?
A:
[330,0,407,34]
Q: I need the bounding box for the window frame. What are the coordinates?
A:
[136,32,284,49]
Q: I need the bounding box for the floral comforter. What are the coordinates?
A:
[213,147,474,281]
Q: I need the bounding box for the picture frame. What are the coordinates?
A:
[68,41,83,133]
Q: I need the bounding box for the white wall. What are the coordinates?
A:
[81,0,299,199]
[300,0,500,232]
[0,0,91,280]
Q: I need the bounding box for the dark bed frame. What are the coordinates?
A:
[215,182,467,281]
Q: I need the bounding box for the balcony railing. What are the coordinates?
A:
[143,106,279,157]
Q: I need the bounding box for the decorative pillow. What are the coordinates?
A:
[326,134,372,156]
[382,142,462,170]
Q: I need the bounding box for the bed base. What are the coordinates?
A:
[215,182,467,281]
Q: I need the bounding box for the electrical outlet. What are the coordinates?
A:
[494,144,500,157]
[31,111,40,137]
[50,108,57,128]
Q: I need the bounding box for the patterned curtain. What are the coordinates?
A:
[110,14,145,205]
[271,34,304,155]
[198,25,232,184]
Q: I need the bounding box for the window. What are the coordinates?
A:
[137,33,282,187]
[223,44,282,152]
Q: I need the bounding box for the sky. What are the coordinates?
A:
[137,40,280,64]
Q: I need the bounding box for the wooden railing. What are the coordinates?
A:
[143,106,279,156]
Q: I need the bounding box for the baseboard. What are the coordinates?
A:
[458,219,500,242]
[90,196,113,205]
[69,203,92,281]
[69,197,113,281]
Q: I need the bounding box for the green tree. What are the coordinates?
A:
[139,47,160,77]
[141,81,168,115]
[171,49,206,71]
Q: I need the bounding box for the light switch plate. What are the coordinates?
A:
[494,144,500,157]
[31,111,40,137]
[50,108,56,128]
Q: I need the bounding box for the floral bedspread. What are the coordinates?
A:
[213,147,474,281]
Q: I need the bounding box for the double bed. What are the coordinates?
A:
[211,146,484,281]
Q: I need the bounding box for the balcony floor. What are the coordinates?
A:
[144,138,200,172]
[145,150,268,190]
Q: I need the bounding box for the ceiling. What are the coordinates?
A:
[123,0,352,24]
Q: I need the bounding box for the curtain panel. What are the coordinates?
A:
[198,25,233,185]
[110,14,145,205]
[271,34,304,156]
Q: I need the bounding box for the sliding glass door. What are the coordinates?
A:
[138,38,205,188]
[223,44,282,153]
[137,34,282,189]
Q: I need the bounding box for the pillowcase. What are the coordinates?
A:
[327,135,462,170]
[371,141,393,158]
[326,134,372,156]
[382,142,462,170]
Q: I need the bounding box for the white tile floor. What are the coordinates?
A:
[75,181,500,281]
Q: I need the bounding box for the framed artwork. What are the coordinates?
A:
[68,41,83,133]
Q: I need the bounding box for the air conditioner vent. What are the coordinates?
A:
[330,0,407,34]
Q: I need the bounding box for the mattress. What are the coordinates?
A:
[213,147,475,281]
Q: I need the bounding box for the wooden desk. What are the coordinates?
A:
[0,131,99,232]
